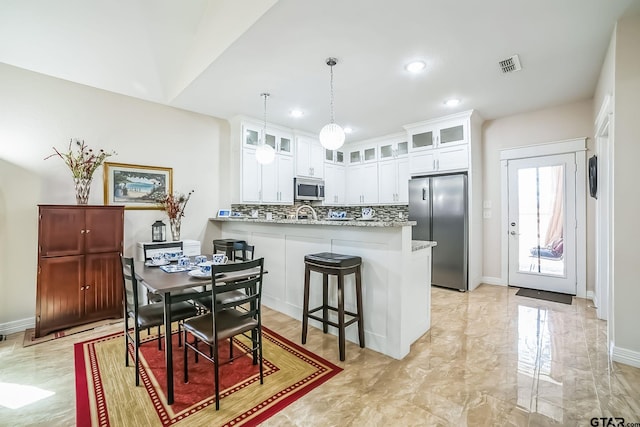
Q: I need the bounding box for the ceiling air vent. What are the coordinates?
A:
[499,54,522,73]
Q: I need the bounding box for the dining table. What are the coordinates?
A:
[133,259,264,405]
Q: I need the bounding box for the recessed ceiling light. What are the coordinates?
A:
[405,60,426,73]
[343,127,353,134]
[290,109,304,118]
[444,98,461,107]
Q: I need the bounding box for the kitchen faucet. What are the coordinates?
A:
[295,204,318,220]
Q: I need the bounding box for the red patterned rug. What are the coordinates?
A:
[75,327,342,426]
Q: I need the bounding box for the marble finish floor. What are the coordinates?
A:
[1,284,639,426]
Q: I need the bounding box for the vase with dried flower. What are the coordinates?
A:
[156,190,194,241]
[45,139,115,204]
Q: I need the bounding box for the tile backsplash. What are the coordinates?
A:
[231,203,409,221]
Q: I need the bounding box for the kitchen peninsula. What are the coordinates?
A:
[211,216,435,359]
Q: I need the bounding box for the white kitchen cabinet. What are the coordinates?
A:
[324,163,346,205]
[409,143,468,174]
[346,163,378,205]
[324,148,345,165]
[242,122,261,148]
[348,145,377,165]
[243,122,292,156]
[378,158,409,203]
[379,139,408,160]
[261,155,294,203]
[242,147,261,203]
[241,146,293,204]
[265,128,293,156]
[405,111,470,175]
[296,136,324,178]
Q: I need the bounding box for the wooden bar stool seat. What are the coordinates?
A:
[302,252,364,361]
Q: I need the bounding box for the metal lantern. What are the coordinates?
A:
[152,220,166,242]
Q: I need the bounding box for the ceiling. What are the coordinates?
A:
[1,0,639,142]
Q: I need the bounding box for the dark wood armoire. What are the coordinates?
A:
[36,205,124,337]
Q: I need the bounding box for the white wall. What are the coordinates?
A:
[481,99,596,292]
[612,14,640,361]
[0,63,230,332]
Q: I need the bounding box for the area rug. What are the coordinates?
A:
[75,327,342,426]
[515,287,573,305]
[23,319,122,347]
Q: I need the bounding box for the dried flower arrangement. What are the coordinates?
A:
[156,190,194,220]
[45,138,116,179]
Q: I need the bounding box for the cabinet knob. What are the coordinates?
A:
[80,286,85,290]
[86,229,91,233]
[86,285,90,289]
[80,230,85,234]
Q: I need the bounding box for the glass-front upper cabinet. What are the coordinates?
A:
[405,114,468,152]
[439,123,464,146]
[264,129,293,155]
[325,149,344,164]
[349,146,376,164]
[379,140,409,159]
[243,123,260,147]
[411,130,434,150]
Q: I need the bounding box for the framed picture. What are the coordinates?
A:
[103,162,173,209]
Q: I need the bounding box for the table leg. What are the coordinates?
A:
[163,291,174,405]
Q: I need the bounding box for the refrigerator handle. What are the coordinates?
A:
[422,187,427,200]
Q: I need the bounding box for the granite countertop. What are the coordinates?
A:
[412,240,438,251]
[210,217,416,228]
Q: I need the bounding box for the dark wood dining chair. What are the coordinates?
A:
[121,256,199,386]
[232,241,255,261]
[181,258,265,410]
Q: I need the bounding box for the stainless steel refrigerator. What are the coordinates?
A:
[408,173,468,291]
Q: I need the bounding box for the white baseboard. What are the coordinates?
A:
[612,346,640,368]
[0,317,35,337]
[481,276,506,286]
[587,291,596,304]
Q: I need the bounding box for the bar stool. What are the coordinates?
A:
[302,252,365,361]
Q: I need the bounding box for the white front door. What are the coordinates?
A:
[507,153,577,294]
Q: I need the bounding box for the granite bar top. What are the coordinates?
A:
[210,217,416,228]
[412,240,437,251]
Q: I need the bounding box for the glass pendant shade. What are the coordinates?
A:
[255,143,275,164]
[319,122,345,150]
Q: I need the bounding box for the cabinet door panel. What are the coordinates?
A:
[410,151,436,175]
[346,166,363,204]
[84,253,123,320]
[242,149,261,203]
[378,160,397,203]
[309,143,324,178]
[438,123,465,145]
[397,158,410,203]
[85,208,123,253]
[39,208,85,256]
[362,163,379,204]
[278,156,294,203]
[261,160,278,202]
[37,256,84,336]
[438,145,469,171]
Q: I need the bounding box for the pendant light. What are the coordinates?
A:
[255,92,275,165]
[319,57,345,150]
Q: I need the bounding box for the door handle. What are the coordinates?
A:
[422,188,427,200]
[510,231,517,235]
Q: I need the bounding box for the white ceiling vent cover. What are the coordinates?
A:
[499,55,522,73]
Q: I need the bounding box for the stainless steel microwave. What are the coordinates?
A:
[294,178,325,201]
